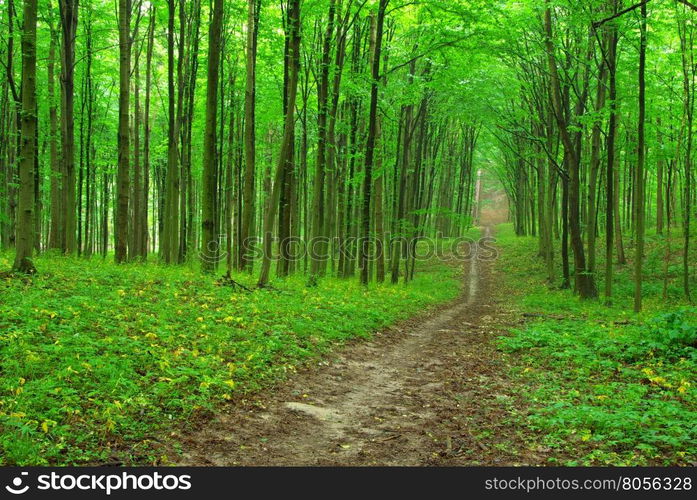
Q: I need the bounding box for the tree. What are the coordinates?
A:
[543,1,597,299]
[201,0,224,273]
[239,0,261,272]
[13,0,38,273]
[257,0,301,287]
[162,0,180,263]
[59,0,78,255]
[360,0,388,285]
[634,2,647,312]
[142,4,156,259]
[115,0,130,263]
[47,5,62,251]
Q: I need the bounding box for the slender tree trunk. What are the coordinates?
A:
[309,0,337,278]
[142,5,155,259]
[115,0,130,263]
[5,0,19,251]
[240,0,260,272]
[84,8,94,257]
[375,115,386,283]
[59,0,79,255]
[588,30,609,274]
[656,117,664,235]
[544,2,596,298]
[162,0,180,263]
[225,70,236,276]
[258,0,301,287]
[177,0,188,263]
[679,10,694,301]
[48,20,62,251]
[132,38,142,260]
[201,0,224,273]
[604,2,619,303]
[13,0,38,273]
[634,2,647,312]
[360,2,387,285]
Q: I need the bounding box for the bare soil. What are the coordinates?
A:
[174,194,546,466]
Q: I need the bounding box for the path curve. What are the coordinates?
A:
[175,218,544,466]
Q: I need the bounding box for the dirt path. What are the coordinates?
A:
[175,201,547,465]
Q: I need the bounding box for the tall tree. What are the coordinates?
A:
[258,0,301,287]
[239,0,261,271]
[115,0,130,263]
[309,0,337,279]
[543,1,597,298]
[13,0,38,273]
[162,0,180,263]
[47,6,62,251]
[142,4,156,259]
[360,0,388,285]
[59,0,78,255]
[201,0,224,273]
[603,0,619,303]
[634,2,647,312]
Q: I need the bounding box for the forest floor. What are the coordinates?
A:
[175,188,697,467]
[174,195,550,466]
[2,187,693,466]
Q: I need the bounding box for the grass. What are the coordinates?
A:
[0,247,463,466]
[494,223,697,465]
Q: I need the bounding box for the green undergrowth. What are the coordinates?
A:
[0,246,463,465]
[494,223,697,465]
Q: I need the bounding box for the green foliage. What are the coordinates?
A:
[0,252,459,465]
[494,223,697,466]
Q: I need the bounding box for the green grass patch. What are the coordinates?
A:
[494,223,697,465]
[0,248,462,465]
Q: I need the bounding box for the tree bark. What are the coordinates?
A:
[201,0,224,273]
[12,0,38,273]
[240,0,260,272]
[360,1,388,285]
[47,16,62,251]
[258,0,301,287]
[115,0,130,263]
[59,0,79,255]
[543,2,597,298]
[309,0,337,278]
[634,2,647,312]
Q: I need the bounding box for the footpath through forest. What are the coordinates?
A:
[176,192,546,466]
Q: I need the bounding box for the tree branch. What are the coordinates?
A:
[592,0,651,28]
[677,0,697,11]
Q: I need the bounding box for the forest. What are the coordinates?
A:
[0,0,695,467]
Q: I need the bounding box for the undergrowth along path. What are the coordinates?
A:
[176,205,540,465]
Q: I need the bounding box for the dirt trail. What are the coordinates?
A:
[176,190,544,466]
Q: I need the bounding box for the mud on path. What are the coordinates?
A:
[176,197,545,465]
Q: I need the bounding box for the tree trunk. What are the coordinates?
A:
[543,2,596,298]
[240,0,260,272]
[142,5,155,259]
[59,0,79,255]
[634,2,647,312]
[360,2,387,285]
[162,0,180,263]
[115,0,130,263]
[258,0,301,287]
[201,0,224,273]
[48,19,62,251]
[310,0,337,278]
[656,117,664,235]
[13,0,37,273]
